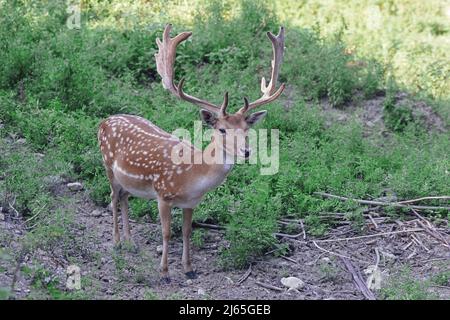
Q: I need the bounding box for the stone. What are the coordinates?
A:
[91,209,103,217]
[197,288,206,296]
[186,279,193,285]
[0,213,4,221]
[281,276,304,290]
[67,182,83,191]
[156,245,163,254]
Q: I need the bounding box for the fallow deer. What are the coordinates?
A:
[98,24,285,281]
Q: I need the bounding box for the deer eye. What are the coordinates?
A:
[219,128,226,134]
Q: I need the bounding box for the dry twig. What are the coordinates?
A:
[313,192,450,211]
[314,228,424,243]
[312,241,369,264]
[398,196,450,204]
[255,281,284,292]
[192,222,225,230]
[340,257,376,300]
[236,264,252,285]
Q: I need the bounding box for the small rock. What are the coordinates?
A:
[281,276,304,290]
[91,209,103,217]
[156,245,163,254]
[0,213,4,221]
[67,182,83,191]
[16,138,26,144]
[186,279,193,285]
[197,288,206,296]
[34,153,45,159]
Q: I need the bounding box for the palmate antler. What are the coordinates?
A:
[155,24,285,116]
[238,27,286,114]
[155,24,229,115]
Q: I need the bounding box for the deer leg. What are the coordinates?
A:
[182,208,196,279]
[106,169,121,246]
[119,190,131,242]
[158,199,172,282]
[110,188,120,245]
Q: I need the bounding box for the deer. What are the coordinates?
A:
[97,24,285,281]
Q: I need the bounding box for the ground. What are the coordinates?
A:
[1,183,449,300]
[1,93,449,300]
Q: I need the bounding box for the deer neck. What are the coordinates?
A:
[189,138,234,194]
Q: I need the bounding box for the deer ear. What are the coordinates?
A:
[200,109,217,127]
[245,110,267,126]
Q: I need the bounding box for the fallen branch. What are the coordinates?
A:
[312,241,369,264]
[398,196,450,204]
[236,264,252,285]
[192,222,225,230]
[273,232,304,239]
[368,214,378,230]
[411,234,430,252]
[340,257,376,300]
[314,228,424,243]
[281,256,298,264]
[255,281,284,292]
[418,222,450,249]
[299,219,306,240]
[313,192,450,211]
[411,208,450,248]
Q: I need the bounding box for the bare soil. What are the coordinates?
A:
[1,180,449,300]
[319,91,447,135]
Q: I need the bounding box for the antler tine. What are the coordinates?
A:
[219,92,229,117]
[238,26,286,114]
[155,24,226,115]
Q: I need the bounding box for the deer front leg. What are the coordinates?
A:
[110,190,120,245]
[182,208,196,279]
[158,199,172,282]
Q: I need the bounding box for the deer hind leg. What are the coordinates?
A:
[118,190,139,253]
[182,208,196,279]
[105,168,121,245]
[158,199,172,282]
[110,185,121,245]
[119,190,131,241]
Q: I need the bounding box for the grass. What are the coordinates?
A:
[381,267,441,300]
[0,0,449,283]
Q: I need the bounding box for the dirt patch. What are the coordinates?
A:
[1,183,449,300]
[313,91,447,135]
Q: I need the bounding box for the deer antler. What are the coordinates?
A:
[155,24,228,115]
[239,27,285,114]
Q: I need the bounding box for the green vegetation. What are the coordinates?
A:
[0,0,448,280]
[381,267,440,300]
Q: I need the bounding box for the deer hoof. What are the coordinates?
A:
[160,275,171,284]
[185,271,198,279]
